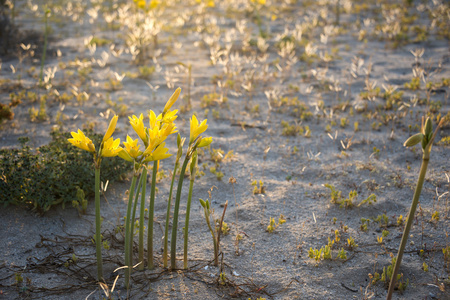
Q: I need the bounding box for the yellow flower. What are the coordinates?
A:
[197,137,213,148]
[158,109,178,124]
[68,129,96,153]
[129,114,147,143]
[149,110,159,129]
[137,0,146,10]
[164,88,181,113]
[103,115,118,142]
[143,124,173,156]
[123,135,142,159]
[100,137,122,157]
[118,149,134,162]
[149,0,159,9]
[190,115,208,144]
[143,142,171,163]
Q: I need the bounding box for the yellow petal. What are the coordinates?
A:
[103,115,118,142]
[143,142,172,162]
[129,114,147,143]
[118,149,134,162]
[190,115,208,144]
[123,135,141,159]
[101,137,122,157]
[197,137,213,148]
[163,87,181,113]
[68,129,95,153]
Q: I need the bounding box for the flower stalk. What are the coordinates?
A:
[147,160,158,269]
[68,115,121,282]
[387,117,445,300]
[138,166,148,270]
[163,134,184,268]
[170,153,191,269]
[94,166,103,281]
[124,174,138,289]
[183,150,198,269]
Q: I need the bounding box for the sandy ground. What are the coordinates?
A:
[1,0,450,299]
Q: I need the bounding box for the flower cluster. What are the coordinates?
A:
[68,115,122,165]
[68,87,213,283]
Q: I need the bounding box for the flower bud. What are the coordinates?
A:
[403,133,423,147]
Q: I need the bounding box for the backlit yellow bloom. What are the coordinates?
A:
[123,135,142,159]
[143,142,171,163]
[149,0,159,9]
[118,149,134,162]
[190,115,208,144]
[159,109,178,124]
[103,115,118,142]
[149,110,159,129]
[129,114,147,143]
[68,129,96,153]
[143,124,173,156]
[137,0,146,9]
[163,88,181,113]
[100,137,122,157]
[197,137,213,148]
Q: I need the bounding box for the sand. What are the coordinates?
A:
[0,0,449,299]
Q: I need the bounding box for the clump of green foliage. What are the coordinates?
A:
[324,184,376,208]
[0,130,131,213]
[0,93,21,122]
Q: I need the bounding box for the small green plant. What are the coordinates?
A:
[252,180,265,194]
[357,194,377,207]
[404,77,420,90]
[431,211,439,222]
[347,237,358,250]
[382,257,409,292]
[442,246,450,262]
[337,248,347,260]
[138,65,155,79]
[266,214,286,233]
[0,93,21,122]
[374,214,389,227]
[324,184,342,203]
[360,218,370,232]
[199,198,227,267]
[72,187,88,214]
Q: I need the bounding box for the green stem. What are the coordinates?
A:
[39,8,49,87]
[138,166,148,270]
[163,162,179,268]
[203,205,217,266]
[94,167,103,281]
[124,175,137,289]
[129,172,143,267]
[147,160,158,269]
[170,157,190,269]
[387,156,429,300]
[183,176,195,269]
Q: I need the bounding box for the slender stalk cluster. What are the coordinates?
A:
[68,88,213,289]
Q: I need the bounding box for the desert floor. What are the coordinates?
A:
[0,0,449,299]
